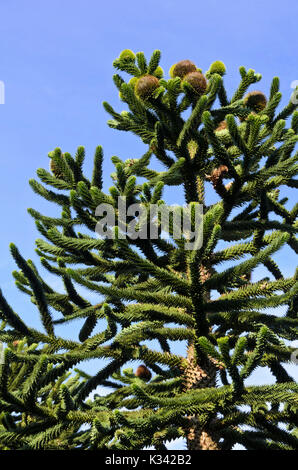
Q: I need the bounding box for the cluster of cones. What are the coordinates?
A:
[134,58,215,101]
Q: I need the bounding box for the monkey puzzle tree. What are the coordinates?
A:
[0,49,298,450]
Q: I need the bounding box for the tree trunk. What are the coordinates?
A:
[184,261,220,450]
[184,342,219,450]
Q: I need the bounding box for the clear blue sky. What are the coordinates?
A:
[0,0,297,409]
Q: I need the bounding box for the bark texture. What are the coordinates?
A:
[184,342,219,450]
[184,263,220,450]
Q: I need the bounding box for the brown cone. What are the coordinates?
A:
[172,60,197,79]
[206,165,229,184]
[135,75,159,100]
[243,90,267,113]
[206,165,229,199]
[183,71,207,96]
[135,364,152,381]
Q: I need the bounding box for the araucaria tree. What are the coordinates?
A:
[0,50,298,451]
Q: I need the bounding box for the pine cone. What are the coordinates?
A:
[183,71,207,96]
[206,165,229,185]
[243,90,267,113]
[135,364,152,381]
[170,60,197,79]
[135,75,159,100]
[206,165,229,199]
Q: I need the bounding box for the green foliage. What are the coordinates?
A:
[0,50,297,450]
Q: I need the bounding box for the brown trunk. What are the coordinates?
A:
[183,263,220,450]
[184,342,219,450]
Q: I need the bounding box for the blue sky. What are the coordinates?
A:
[0,0,297,307]
[0,0,297,449]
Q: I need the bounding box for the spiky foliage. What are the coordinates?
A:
[208,61,226,77]
[0,50,298,451]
